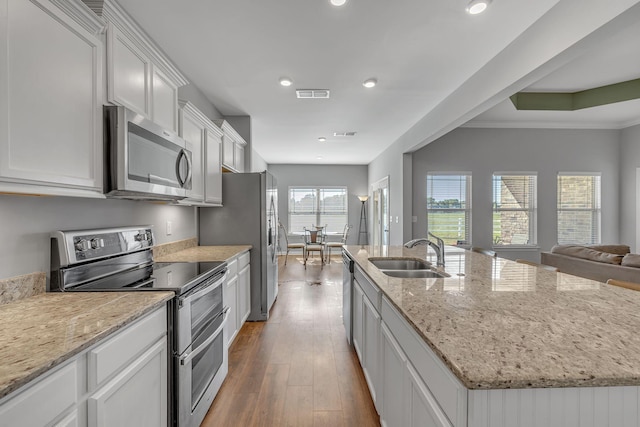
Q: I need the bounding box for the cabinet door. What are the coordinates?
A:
[406,363,453,427]
[352,281,364,362]
[179,109,205,202]
[204,129,222,204]
[88,338,167,427]
[225,275,238,345]
[363,294,381,408]
[0,0,103,191]
[222,135,235,170]
[381,322,407,427]
[238,264,251,326]
[107,24,151,117]
[234,143,245,173]
[152,67,178,132]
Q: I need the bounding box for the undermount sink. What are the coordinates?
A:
[368,257,446,279]
[382,270,447,279]
[368,258,431,270]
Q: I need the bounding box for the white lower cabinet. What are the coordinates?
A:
[362,293,380,408]
[226,274,238,345]
[88,338,167,427]
[225,250,251,345]
[352,281,364,361]
[0,305,168,427]
[381,322,406,427]
[237,257,251,325]
[406,363,453,427]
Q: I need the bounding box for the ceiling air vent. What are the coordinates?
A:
[296,89,330,99]
[333,131,357,137]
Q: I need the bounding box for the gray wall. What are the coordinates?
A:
[412,127,621,261]
[368,142,412,245]
[269,164,368,246]
[0,195,196,280]
[620,124,640,251]
[178,84,223,121]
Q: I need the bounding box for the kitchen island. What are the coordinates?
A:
[344,245,640,427]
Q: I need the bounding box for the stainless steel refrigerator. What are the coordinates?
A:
[199,171,278,321]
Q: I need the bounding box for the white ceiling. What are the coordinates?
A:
[464,19,640,130]
[116,0,565,165]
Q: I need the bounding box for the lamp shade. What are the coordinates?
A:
[358,195,369,202]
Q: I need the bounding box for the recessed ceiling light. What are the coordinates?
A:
[466,0,491,14]
[279,77,293,87]
[363,78,377,88]
[330,0,347,6]
[316,156,323,160]
[318,137,327,142]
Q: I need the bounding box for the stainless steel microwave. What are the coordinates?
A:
[104,105,192,200]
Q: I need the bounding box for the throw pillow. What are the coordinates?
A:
[621,253,640,268]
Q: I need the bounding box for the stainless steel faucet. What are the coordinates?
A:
[404,232,445,267]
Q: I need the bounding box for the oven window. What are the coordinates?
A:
[191,329,223,410]
[191,281,223,342]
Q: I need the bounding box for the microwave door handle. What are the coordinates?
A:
[148,174,179,186]
[176,149,192,188]
[180,307,230,366]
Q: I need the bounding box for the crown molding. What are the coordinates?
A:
[52,0,106,34]
[179,101,224,137]
[213,120,247,146]
[84,0,188,87]
[461,120,628,130]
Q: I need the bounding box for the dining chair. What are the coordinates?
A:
[515,259,559,272]
[304,227,324,269]
[278,222,305,265]
[606,279,640,292]
[325,224,351,264]
[471,247,497,257]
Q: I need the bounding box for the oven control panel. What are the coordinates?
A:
[52,226,154,267]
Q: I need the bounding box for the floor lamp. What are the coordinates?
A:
[357,195,369,245]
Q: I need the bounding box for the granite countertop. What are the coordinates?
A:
[0,291,173,399]
[344,245,640,390]
[154,245,252,263]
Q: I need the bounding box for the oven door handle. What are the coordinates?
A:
[179,271,228,306]
[180,307,229,366]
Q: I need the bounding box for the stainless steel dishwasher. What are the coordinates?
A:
[342,251,355,345]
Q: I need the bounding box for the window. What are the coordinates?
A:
[288,187,348,233]
[557,173,601,244]
[492,173,537,246]
[426,174,471,246]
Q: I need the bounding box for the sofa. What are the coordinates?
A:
[541,244,640,283]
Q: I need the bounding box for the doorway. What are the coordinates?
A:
[372,176,390,249]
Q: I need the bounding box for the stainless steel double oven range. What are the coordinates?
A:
[50,226,228,427]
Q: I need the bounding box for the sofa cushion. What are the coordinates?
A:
[621,253,640,268]
[550,245,624,265]
[586,244,630,255]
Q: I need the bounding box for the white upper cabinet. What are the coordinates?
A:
[214,120,247,173]
[0,0,105,197]
[178,101,223,206]
[90,0,187,133]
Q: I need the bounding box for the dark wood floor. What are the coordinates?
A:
[201,254,380,427]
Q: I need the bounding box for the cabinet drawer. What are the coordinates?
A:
[382,296,467,426]
[227,257,238,278]
[238,251,250,269]
[354,267,380,310]
[88,306,166,389]
[0,361,77,426]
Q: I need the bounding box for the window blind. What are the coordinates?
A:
[557,173,601,244]
[288,187,348,233]
[426,174,471,246]
[492,173,537,246]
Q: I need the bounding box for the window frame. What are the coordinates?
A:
[492,172,538,248]
[426,172,472,247]
[287,186,348,234]
[557,172,602,245]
